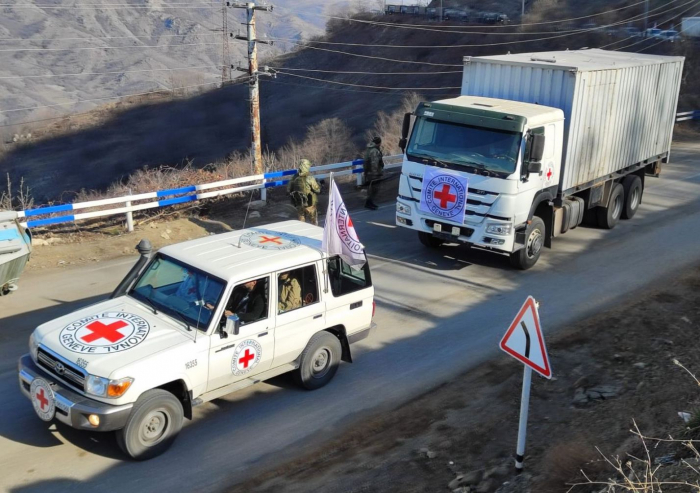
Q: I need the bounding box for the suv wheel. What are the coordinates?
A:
[117,389,184,461]
[294,332,342,390]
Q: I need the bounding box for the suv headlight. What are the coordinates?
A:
[87,375,134,398]
[486,223,513,236]
[397,202,411,215]
[29,333,39,362]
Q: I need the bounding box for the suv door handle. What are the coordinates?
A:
[313,314,322,320]
[350,301,363,310]
[258,331,268,337]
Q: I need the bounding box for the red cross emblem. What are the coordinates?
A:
[259,236,282,245]
[81,320,128,343]
[433,184,457,209]
[36,388,49,410]
[546,168,553,180]
[239,349,255,368]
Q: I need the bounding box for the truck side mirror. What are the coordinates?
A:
[529,133,545,163]
[224,314,240,337]
[399,112,412,152]
[528,161,542,174]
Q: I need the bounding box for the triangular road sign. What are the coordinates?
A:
[499,296,552,379]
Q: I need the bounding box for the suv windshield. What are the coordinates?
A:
[129,254,226,332]
[407,117,522,176]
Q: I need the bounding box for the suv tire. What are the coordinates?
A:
[294,332,342,390]
[117,389,184,461]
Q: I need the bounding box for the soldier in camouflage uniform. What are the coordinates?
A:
[287,158,321,225]
[364,136,384,210]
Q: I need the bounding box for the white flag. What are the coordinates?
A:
[322,180,366,268]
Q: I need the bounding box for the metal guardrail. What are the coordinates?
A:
[15,107,699,229]
[18,155,403,229]
[676,110,700,123]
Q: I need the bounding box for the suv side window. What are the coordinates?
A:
[278,265,319,314]
[328,256,372,297]
[222,277,269,326]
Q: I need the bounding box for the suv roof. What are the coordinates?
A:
[159,220,328,282]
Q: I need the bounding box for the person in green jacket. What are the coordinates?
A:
[287,158,321,225]
[364,136,384,210]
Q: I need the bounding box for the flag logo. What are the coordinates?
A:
[419,167,468,224]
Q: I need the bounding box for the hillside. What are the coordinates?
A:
[0,0,697,202]
[0,0,347,128]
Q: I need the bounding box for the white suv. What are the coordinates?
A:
[19,221,375,459]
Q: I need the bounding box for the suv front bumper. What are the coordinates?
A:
[18,354,133,432]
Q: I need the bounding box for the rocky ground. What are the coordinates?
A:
[223,265,700,493]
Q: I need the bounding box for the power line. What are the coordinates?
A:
[0,3,221,9]
[284,0,652,31]
[0,32,220,43]
[269,67,461,75]
[275,71,459,91]
[0,41,220,53]
[281,41,462,67]
[609,0,700,50]
[0,80,224,114]
[0,65,221,80]
[272,1,692,49]
[263,78,454,98]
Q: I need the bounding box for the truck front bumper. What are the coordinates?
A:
[18,354,133,432]
[395,200,515,253]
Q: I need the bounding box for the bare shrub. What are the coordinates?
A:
[539,440,600,492]
[0,173,34,211]
[367,92,423,155]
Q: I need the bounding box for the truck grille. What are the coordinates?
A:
[37,348,86,390]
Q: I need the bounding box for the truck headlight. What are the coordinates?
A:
[396,202,411,215]
[87,375,134,398]
[29,333,39,362]
[486,223,512,236]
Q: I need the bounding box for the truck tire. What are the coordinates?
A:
[597,183,624,229]
[621,175,642,220]
[294,331,342,390]
[509,216,545,270]
[116,389,184,461]
[418,231,443,248]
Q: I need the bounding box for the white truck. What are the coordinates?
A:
[395,49,684,269]
[681,17,700,39]
[19,221,375,459]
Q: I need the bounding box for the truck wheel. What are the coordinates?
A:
[418,231,443,248]
[597,183,624,229]
[509,216,545,270]
[621,175,642,220]
[116,389,184,461]
[294,331,342,390]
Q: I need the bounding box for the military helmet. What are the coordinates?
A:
[298,159,312,175]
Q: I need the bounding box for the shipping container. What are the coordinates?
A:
[460,49,684,194]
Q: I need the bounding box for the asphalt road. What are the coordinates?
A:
[2,143,700,493]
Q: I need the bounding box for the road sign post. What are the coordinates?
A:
[499,296,551,473]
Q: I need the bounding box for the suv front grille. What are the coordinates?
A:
[37,348,86,390]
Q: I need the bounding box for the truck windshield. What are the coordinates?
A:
[407,117,522,176]
[129,254,226,332]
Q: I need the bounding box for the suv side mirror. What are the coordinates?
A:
[399,112,412,152]
[224,314,240,337]
[529,133,545,163]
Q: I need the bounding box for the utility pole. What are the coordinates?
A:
[230,0,274,189]
[643,0,649,34]
[221,2,231,86]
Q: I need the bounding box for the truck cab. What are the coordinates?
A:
[396,96,564,269]
[19,221,375,460]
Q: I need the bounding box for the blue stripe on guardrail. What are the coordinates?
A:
[23,204,74,217]
[352,159,364,166]
[158,195,198,207]
[352,168,364,174]
[265,180,289,188]
[156,185,197,197]
[27,215,75,228]
[264,169,297,179]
